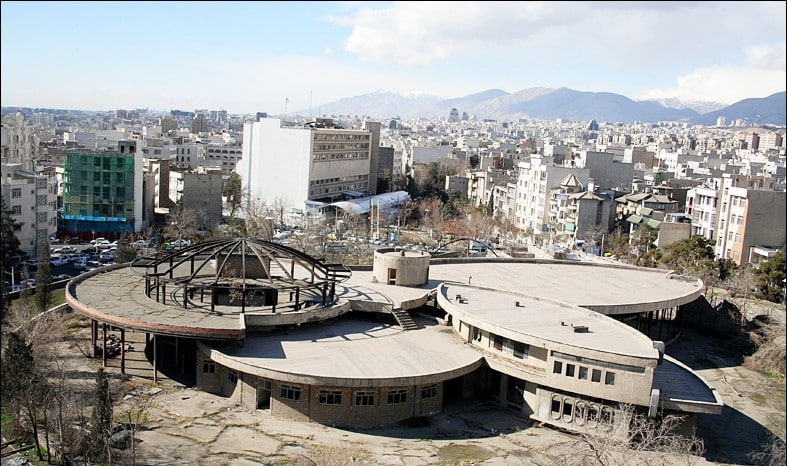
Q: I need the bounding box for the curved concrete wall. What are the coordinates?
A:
[372,248,431,286]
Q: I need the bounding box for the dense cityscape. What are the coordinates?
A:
[1,102,785,465]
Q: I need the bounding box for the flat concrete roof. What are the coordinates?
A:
[211,316,483,387]
[426,261,703,315]
[66,265,244,339]
[438,283,658,359]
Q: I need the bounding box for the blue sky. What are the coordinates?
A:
[2,1,785,114]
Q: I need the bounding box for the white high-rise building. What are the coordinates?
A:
[237,118,380,214]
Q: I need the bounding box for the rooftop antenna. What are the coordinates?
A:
[284,97,289,117]
[309,90,313,118]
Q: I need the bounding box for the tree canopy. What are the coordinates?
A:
[755,248,786,303]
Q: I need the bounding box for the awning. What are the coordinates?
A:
[626,214,644,224]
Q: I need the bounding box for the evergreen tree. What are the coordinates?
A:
[1,332,35,425]
[34,237,52,312]
[755,248,786,303]
[223,171,242,217]
[89,366,113,463]
[115,231,138,263]
[1,195,25,291]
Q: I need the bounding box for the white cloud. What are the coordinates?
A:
[639,42,786,104]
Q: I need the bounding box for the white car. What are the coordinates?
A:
[50,256,67,266]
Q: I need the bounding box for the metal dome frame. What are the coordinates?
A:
[130,238,352,314]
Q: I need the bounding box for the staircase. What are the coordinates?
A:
[391,308,418,330]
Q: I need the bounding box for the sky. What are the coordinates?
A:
[1,1,785,115]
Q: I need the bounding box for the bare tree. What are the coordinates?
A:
[243,198,274,240]
[545,404,704,466]
[163,206,199,245]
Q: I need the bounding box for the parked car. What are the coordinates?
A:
[133,240,149,248]
[25,258,39,267]
[99,251,116,261]
[53,274,73,281]
[73,259,87,270]
[90,237,107,245]
[50,256,67,266]
[55,246,77,254]
[96,240,113,249]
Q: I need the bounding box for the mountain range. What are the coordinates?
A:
[303,88,786,126]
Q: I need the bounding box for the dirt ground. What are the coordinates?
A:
[3,303,786,466]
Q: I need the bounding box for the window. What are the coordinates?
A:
[11,188,21,198]
[553,361,563,374]
[578,366,588,380]
[513,342,529,359]
[421,384,437,400]
[387,389,408,405]
[493,335,503,351]
[591,369,602,383]
[11,206,21,215]
[280,385,301,401]
[227,370,237,384]
[566,364,575,377]
[355,391,375,406]
[318,390,342,405]
[605,372,616,385]
[203,360,215,373]
[473,327,482,342]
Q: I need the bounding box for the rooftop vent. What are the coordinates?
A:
[573,325,589,333]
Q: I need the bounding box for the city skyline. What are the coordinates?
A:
[1,1,785,115]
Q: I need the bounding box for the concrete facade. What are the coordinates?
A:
[67,243,721,434]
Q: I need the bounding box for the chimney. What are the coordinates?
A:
[587,178,595,193]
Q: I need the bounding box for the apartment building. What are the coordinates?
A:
[1,163,58,256]
[238,117,380,213]
[60,141,144,240]
[714,182,786,267]
[514,155,590,238]
[168,168,224,228]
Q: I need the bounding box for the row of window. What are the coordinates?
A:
[206,361,439,407]
[281,385,437,406]
[553,360,615,385]
[313,134,369,141]
[313,152,369,161]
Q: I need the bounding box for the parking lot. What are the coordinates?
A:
[8,241,125,291]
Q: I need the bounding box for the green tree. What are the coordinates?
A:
[1,196,25,291]
[89,367,113,464]
[35,237,52,312]
[658,236,716,275]
[0,331,46,460]
[755,248,786,303]
[115,231,138,263]
[469,155,480,169]
[223,171,243,218]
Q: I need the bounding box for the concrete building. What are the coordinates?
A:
[714,183,786,267]
[1,164,58,256]
[515,155,590,239]
[168,168,224,228]
[66,240,722,435]
[1,113,39,169]
[238,118,381,214]
[60,141,144,240]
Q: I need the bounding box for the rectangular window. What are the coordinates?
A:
[227,370,237,384]
[11,188,21,198]
[473,327,482,342]
[578,366,588,380]
[566,363,575,377]
[387,389,408,405]
[355,391,375,406]
[318,390,342,405]
[493,335,503,351]
[591,369,602,383]
[203,360,215,373]
[553,361,563,374]
[11,206,21,215]
[605,372,616,385]
[280,385,301,401]
[513,342,529,359]
[421,384,438,400]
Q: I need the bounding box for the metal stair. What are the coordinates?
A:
[391,308,418,330]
